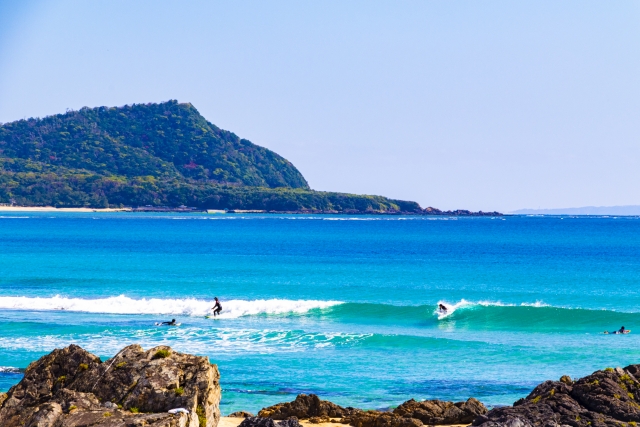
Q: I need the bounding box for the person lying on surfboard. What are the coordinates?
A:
[211,297,222,316]
[438,303,448,313]
[160,319,177,326]
[605,326,629,334]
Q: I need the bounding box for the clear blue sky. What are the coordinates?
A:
[0,1,638,212]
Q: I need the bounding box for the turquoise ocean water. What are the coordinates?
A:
[1,213,640,413]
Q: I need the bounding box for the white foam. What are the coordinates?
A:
[0,366,22,373]
[435,299,549,319]
[0,295,343,318]
[0,327,371,356]
[323,217,380,221]
[520,301,550,308]
[435,299,477,319]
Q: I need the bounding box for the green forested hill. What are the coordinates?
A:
[0,100,308,188]
[0,101,425,213]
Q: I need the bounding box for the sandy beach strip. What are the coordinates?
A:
[219,419,345,427]
[0,206,131,212]
[219,418,468,427]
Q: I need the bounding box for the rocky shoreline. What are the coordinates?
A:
[0,205,503,216]
[123,206,503,216]
[3,344,640,426]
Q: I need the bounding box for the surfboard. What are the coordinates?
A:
[604,330,631,334]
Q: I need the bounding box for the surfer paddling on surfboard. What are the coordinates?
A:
[604,326,630,335]
[211,297,222,317]
[155,319,180,326]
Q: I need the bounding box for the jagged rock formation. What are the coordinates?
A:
[393,398,487,425]
[258,394,487,426]
[258,394,358,420]
[341,398,487,427]
[473,365,640,426]
[0,344,220,427]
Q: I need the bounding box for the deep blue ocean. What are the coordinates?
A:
[1,212,640,413]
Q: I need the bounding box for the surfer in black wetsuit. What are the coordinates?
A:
[160,319,177,326]
[438,303,448,313]
[211,297,222,316]
[618,326,626,334]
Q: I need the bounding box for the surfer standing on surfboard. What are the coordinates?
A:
[211,297,222,316]
[438,303,448,313]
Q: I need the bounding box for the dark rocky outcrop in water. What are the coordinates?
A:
[258,394,488,426]
[474,365,640,426]
[0,344,220,427]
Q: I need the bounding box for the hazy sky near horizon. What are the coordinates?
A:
[0,1,638,212]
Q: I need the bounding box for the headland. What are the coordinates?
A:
[0,101,499,215]
[0,205,501,215]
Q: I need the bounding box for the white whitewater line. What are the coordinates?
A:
[0,295,343,318]
[0,328,371,355]
[435,299,550,319]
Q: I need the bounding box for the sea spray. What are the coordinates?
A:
[0,296,343,318]
[435,300,550,320]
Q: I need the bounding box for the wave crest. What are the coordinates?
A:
[0,296,343,318]
[435,299,549,319]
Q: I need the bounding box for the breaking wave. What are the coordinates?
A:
[0,296,637,333]
[0,296,343,318]
[303,301,640,333]
[434,299,549,319]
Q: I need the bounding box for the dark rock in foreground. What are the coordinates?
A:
[393,398,487,425]
[474,366,640,426]
[0,344,220,427]
[229,411,256,418]
[240,416,302,427]
[341,398,487,427]
[259,393,358,420]
[259,394,488,426]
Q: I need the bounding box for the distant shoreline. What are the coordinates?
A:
[0,206,502,216]
[0,206,131,212]
[512,205,640,216]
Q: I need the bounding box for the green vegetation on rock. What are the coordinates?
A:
[153,349,170,359]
